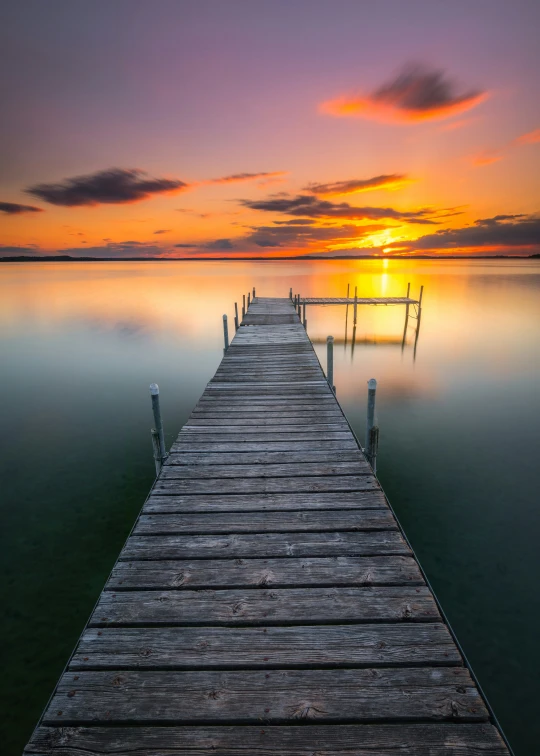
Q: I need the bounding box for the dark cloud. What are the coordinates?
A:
[241,194,438,224]
[26,168,188,207]
[209,171,287,185]
[0,245,41,256]
[174,243,198,248]
[304,174,411,196]
[57,241,167,258]
[0,201,43,214]
[204,238,234,249]
[395,214,540,253]
[321,62,488,123]
[272,219,315,226]
[245,222,384,248]
[153,229,171,234]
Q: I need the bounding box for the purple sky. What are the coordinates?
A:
[1,0,539,257]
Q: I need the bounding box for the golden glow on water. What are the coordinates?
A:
[2,259,539,362]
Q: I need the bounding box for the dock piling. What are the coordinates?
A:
[150,429,161,476]
[302,302,307,329]
[289,287,293,300]
[327,335,335,393]
[222,314,229,352]
[242,294,246,318]
[369,424,379,474]
[149,383,167,470]
[234,302,239,331]
[253,286,256,298]
[354,286,358,325]
[365,378,377,468]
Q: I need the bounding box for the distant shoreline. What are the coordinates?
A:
[1,254,539,263]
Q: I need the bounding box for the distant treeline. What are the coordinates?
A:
[1,254,539,262]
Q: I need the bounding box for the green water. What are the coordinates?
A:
[1,259,539,754]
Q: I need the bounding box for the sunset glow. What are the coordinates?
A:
[1,3,539,259]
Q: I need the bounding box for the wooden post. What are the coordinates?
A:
[302,302,307,329]
[253,286,256,298]
[234,302,239,331]
[149,383,167,468]
[344,283,350,347]
[326,335,335,393]
[413,286,424,362]
[365,378,377,466]
[416,285,424,328]
[354,286,358,326]
[222,314,229,352]
[402,282,410,351]
[242,294,246,318]
[369,425,379,474]
[289,287,293,300]
[247,292,251,308]
[150,429,161,476]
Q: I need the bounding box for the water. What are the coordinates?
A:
[1,259,539,755]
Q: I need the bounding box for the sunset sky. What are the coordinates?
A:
[1,0,539,258]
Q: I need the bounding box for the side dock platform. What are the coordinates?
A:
[24,297,510,755]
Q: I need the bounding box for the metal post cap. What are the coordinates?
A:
[368,378,377,389]
[149,383,159,395]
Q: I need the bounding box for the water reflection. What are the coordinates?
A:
[0,258,540,756]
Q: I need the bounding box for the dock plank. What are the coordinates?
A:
[43,668,487,724]
[120,531,410,560]
[133,510,395,534]
[72,623,459,668]
[89,586,440,626]
[24,724,510,755]
[144,490,387,512]
[159,461,370,479]
[107,556,424,590]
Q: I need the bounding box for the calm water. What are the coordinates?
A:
[1,259,539,754]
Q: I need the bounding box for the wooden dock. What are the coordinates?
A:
[300,297,419,305]
[24,297,510,755]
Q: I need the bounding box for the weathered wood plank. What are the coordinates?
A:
[90,586,437,626]
[120,531,410,560]
[107,556,424,590]
[190,407,337,415]
[144,490,387,512]
[159,462,370,480]
[23,723,511,755]
[181,425,350,436]
[164,450,363,465]
[184,417,348,427]
[43,668,488,724]
[153,476,380,495]
[170,438,359,451]
[176,432,350,442]
[72,623,459,669]
[134,510,395,535]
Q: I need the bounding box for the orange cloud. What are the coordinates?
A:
[514,128,540,145]
[209,171,288,185]
[304,174,413,197]
[320,63,488,124]
[470,151,502,167]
